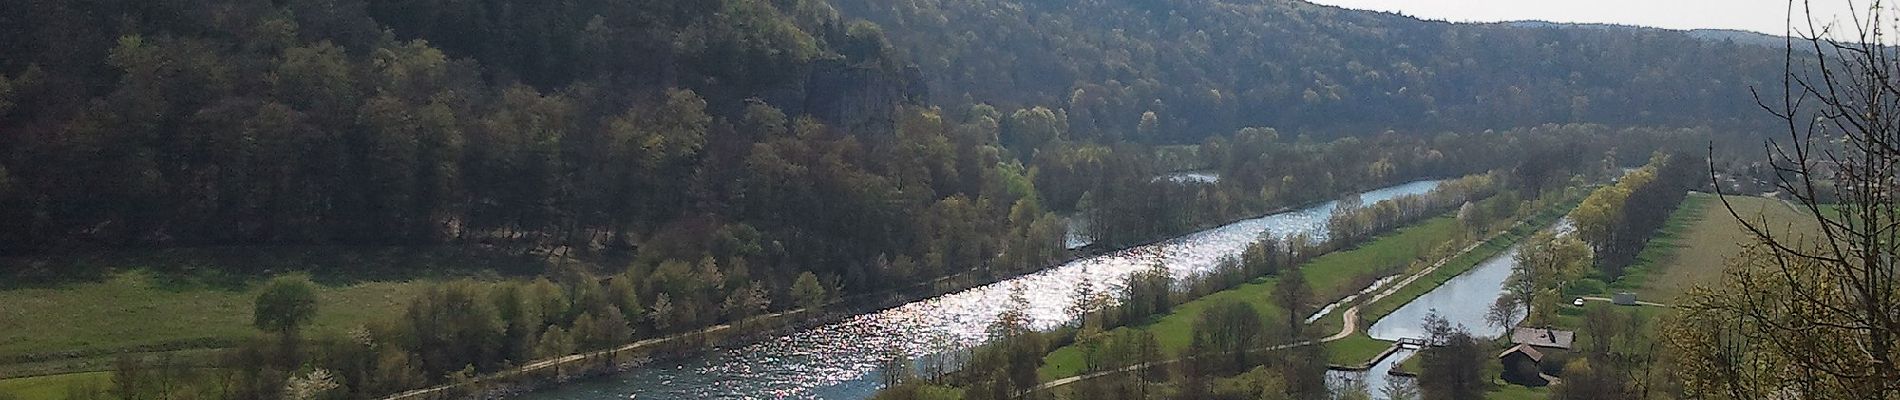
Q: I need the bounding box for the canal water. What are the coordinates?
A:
[518,180,1442,399]
[1330,219,1574,398]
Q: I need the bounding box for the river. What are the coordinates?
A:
[1153,170,1221,184]
[1331,219,1574,398]
[517,180,1441,400]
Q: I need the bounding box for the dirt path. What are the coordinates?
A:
[1579,296,1671,308]
[1320,306,1359,342]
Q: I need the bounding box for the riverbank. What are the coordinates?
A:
[1035,212,1467,381]
[379,179,1454,400]
[0,194,1232,392]
[1070,178,1445,255]
[0,179,1451,398]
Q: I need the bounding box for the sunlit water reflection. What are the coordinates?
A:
[520,180,1441,400]
[1064,214,1093,250]
[1154,170,1221,184]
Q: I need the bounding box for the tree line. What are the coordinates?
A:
[1569,153,1705,280]
[1327,174,1501,245]
[58,266,843,400]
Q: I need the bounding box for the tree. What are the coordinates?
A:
[1551,357,1635,400]
[979,284,1045,398]
[1416,313,1486,400]
[111,355,148,400]
[1003,106,1063,156]
[723,281,770,322]
[1066,272,1105,331]
[791,271,827,311]
[1485,295,1519,333]
[1665,2,1900,398]
[1135,111,1160,140]
[371,349,425,395]
[1277,331,1332,398]
[1120,262,1174,325]
[490,283,537,361]
[1382,377,1420,400]
[1272,266,1314,334]
[650,293,677,332]
[1334,378,1373,400]
[0,74,13,116]
[880,350,914,388]
[572,313,600,350]
[587,304,634,350]
[283,368,340,400]
[1509,230,1590,324]
[255,275,320,363]
[1192,300,1264,373]
[1210,367,1292,400]
[535,325,575,359]
[401,282,505,374]
[605,276,642,330]
[1456,201,1483,235]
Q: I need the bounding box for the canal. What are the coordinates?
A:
[1331,219,1574,398]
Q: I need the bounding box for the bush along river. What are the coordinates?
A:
[1328,218,1576,399]
[513,180,1442,399]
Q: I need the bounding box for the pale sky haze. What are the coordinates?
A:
[1307,0,1867,36]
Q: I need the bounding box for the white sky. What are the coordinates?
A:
[1306,0,1869,37]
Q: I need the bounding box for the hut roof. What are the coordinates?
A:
[1498,343,1545,362]
[1511,327,1576,350]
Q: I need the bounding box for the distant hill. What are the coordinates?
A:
[1503,21,1789,48]
[1686,29,1791,47]
[0,0,1802,256]
[827,0,1791,140]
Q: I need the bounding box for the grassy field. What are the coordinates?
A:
[0,245,565,382]
[1038,215,1464,380]
[1486,382,1551,399]
[0,371,110,399]
[1604,193,1821,302]
[0,271,442,398]
[0,271,432,363]
[1323,333,1390,366]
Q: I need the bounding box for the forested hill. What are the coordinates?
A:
[829,0,1788,140]
[0,0,1779,265]
[0,0,921,133]
[0,0,924,254]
